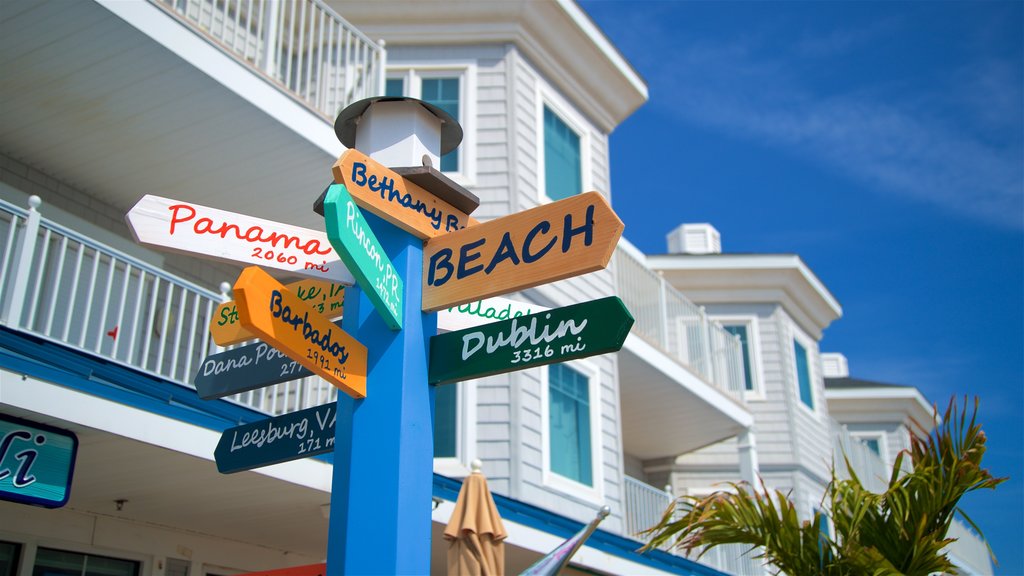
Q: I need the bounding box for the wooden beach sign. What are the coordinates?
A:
[233,266,367,398]
[210,279,344,346]
[428,296,633,385]
[331,149,477,239]
[126,195,354,284]
[421,192,624,312]
[322,183,403,330]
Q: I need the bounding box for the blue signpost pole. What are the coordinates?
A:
[327,210,436,575]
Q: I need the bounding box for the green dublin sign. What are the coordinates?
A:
[428,296,634,385]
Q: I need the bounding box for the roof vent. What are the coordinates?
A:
[821,353,849,378]
[667,223,721,254]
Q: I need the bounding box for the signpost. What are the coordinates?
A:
[437,296,549,332]
[331,149,477,238]
[0,414,78,508]
[322,184,403,329]
[421,191,624,312]
[194,340,313,400]
[214,402,340,474]
[429,296,634,385]
[211,280,344,346]
[233,266,368,398]
[126,195,354,284]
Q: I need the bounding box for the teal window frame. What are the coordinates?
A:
[724,324,755,392]
[794,339,814,409]
[383,71,462,173]
[542,105,582,201]
[548,363,593,487]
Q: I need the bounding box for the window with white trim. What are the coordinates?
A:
[793,338,815,410]
[384,66,473,179]
[718,317,763,396]
[536,86,591,202]
[542,360,603,502]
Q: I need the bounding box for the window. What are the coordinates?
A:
[0,542,20,576]
[543,106,582,200]
[863,437,881,456]
[548,363,592,486]
[433,383,457,458]
[723,324,755,392]
[794,339,814,410]
[33,548,139,576]
[384,67,472,177]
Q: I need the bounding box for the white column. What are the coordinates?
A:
[738,428,760,485]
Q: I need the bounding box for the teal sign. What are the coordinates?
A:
[428,296,634,385]
[323,184,403,330]
[0,414,78,508]
[215,402,340,474]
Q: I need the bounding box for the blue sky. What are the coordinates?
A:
[580,0,1023,572]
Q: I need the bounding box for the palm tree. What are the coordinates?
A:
[640,398,1005,575]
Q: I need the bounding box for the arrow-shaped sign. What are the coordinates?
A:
[210,279,344,347]
[329,149,478,239]
[234,266,368,398]
[214,402,339,473]
[194,340,313,400]
[126,194,354,284]
[428,296,634,385]
[421,192,623,312]
[437,296,549,332]
[322,184,403,330]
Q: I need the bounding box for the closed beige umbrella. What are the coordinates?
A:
[444,459,508,576]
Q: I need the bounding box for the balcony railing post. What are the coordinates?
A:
[699,305,711,379]
[261,0,280,79]
[3,196,42,328]
[376,38,387,97]
[658,273,669,348]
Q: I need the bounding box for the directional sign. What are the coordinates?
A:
[211,279,344,346]
[421,192,624,312]
[428,296,634,385]
[194,340,313,400]
[322,184,403,330]
[437,296,549,332]
[234,266,368,398]
[215,402,338,473]
[0,414,78,508]
[332,149,478,239]
[126,194,354,284]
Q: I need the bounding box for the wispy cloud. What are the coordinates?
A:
[620,14,1024,229]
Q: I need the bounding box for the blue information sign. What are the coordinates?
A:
[0,413,78,508]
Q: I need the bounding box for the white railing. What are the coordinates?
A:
[697,543,767,576]
[622,475,672,538]
[831,421,890,494]
[0,196,336,417]
[947,518,994,575]
[150,0,385,119]
[615,242,746,397]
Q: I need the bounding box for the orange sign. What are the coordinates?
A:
[210,280,344,346]
[332,149,478,239]
[421,192,623,312]
[234,266,367,399]
[236,564,325,576]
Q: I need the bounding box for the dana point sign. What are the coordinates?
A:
[210,279,344,346]
[234,266,367,398]
[126,195,354,284]
[332,149,477,239]
[422,192,624,312]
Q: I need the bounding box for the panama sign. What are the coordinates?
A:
[194,340,313,400]
[421,192,624,312]
[331,149,477,239]
[428,296,634,385]
[323,183,403,329]
[126,195,354,284]
[233,266,368,398]
[211,279,344,346]
[214,402,339,474]
[0,414,78,508]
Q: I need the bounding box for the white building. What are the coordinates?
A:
[0,1,990,574]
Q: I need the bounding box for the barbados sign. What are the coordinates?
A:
[194,340,313,400]
[126,195,354,284]
[234,266,368,398]
[214,402,338,474]
[210,280,344,346]
[323,183,403,329]
[422,192,624,312]
[332,149,477,239]
[0,414,78,508]
[428,296,634,385]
